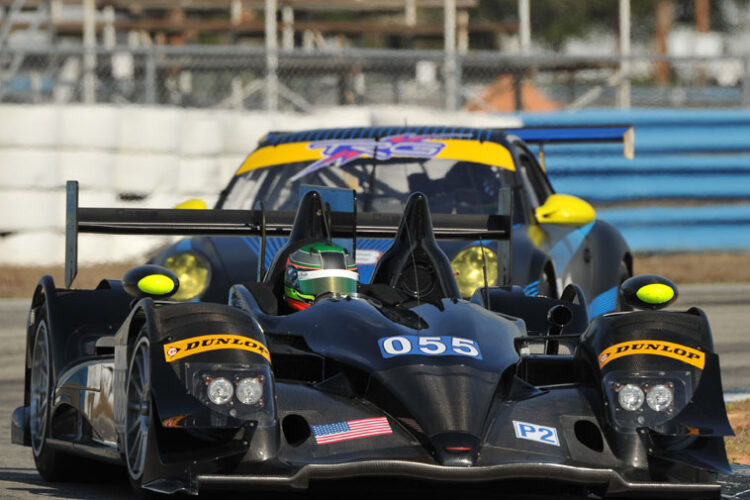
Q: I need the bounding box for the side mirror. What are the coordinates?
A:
[619,274,678,310]
[535,194,596,226]
[123,265,180,300]
[174,199,207,210]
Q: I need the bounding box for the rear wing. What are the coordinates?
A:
[65,181,512,288]
[506,125,635,160]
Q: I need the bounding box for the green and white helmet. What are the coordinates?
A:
[284,242,358,311]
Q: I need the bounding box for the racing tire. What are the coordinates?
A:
[614,261,632,311]
[29,312,89,482]
[536,267,556,298]
[125,331,161,499]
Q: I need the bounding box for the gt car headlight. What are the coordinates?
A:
[207,377,234,405]
[164,252,210,301]
[451,246,498,297]
[236,377,264,405]
[617,384,644,411]
[646,384,674,412]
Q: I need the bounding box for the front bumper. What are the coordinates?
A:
[196,460,721,498]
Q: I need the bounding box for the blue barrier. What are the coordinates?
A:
[513,109,750,252]
[597,205,750,252]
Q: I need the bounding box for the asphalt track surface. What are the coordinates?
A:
[0,285,748,499]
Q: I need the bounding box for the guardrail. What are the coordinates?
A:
[522,109,750,252]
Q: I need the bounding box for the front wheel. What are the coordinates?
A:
[125,333,158,498]
[29,313,87,481]
[536,267,557,298]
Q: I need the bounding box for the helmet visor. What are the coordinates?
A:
[297,269,358,297]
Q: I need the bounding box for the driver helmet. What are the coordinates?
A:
[284,241,358,311]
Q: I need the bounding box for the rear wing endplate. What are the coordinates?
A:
[65,181,512,288]
[507,125,635,160]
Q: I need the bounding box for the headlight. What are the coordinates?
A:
[646,383,674,411]
[604,371,690,432]
[164,251,210,301]
[617,384,644,411]
[207,377,234,405]
[236,377,264,405]
[451,246,498,297]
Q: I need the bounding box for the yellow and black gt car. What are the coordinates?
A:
[153,125,635,315]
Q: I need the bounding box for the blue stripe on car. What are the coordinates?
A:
[588,285,619,317]
[548,222,595,274]
[523,280,540,296]
[176,238,192,252]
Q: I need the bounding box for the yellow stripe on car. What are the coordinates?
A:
[163,334,272,363]
[598,340,705,370]
[235,138,515,175]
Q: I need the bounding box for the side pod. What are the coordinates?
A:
[580,307,733,475]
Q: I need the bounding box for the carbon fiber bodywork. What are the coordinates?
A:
[12,188,730,498]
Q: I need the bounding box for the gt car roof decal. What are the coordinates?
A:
[260,126,495,146]
[235,138,515,175]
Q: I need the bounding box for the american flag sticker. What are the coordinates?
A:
[312,417,392,445]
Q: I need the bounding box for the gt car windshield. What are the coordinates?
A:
[220,159,515,215]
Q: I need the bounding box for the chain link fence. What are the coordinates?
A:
[3,45,750,110]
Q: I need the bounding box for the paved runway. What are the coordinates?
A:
[0,285,748,499]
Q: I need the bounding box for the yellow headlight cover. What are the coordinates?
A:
[451,246,498,298]
[164,252,210,301]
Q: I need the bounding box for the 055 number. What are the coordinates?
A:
[378,336,482,359]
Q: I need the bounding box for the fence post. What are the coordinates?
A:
[82,0,96,103]
[617,0,631,109]
[444,0,458,111]
[145,48,156,104]
[744,56,750,108]
[265,0,279,112]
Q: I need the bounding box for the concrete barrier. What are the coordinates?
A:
[0,105,58,147]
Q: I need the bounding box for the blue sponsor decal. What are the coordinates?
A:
[512,420,560,446]
[291,134,450,181]
[378,335,482,360]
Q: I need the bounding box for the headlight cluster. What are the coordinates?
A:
[615,382,675,412]
[185,362,273,424]
[604,371,691,432]
[451,246,498,297]
[203,374,265,407]
[163,251,210,301]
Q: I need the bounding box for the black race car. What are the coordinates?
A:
[12,182,732,498]
[151,125,634,316]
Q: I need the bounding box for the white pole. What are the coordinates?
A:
[444,0,457,110]
[265,0,278,111]
[405,0,416,26]
[82,0,96,103]
[282,6,294,50]
[519,0,530,54]
[103,5,115,49]
[618,0,631,108]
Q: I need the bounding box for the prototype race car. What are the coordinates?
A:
[12,182,733,498]
[151,125,634,316]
